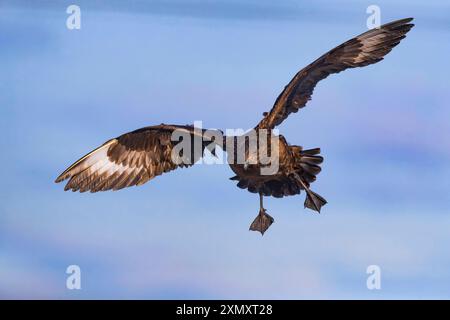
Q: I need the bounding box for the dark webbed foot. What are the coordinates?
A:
[294,173,327,213]
[249,209,274,235]
[250,193,274,235]
[304,189,327,212]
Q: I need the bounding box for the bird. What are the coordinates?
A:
[56,18,414,235]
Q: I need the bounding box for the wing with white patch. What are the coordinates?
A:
[257,18,414,129]
[55,124,217,192]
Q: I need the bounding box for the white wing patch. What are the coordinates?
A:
[55,139,157,192]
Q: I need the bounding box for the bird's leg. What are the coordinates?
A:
[259,192,264,210]
[249,193,274,235]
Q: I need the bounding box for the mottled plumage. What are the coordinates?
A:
[56,18,414,235]
[56,125,218,192]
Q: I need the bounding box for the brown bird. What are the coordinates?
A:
[56,18,414,235]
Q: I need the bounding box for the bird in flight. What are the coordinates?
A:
[56,18,414,235]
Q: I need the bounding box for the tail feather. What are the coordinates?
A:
[299,162,321,175]
[292,146,324,179]
[300,155,324,165]
[300,148,321,156]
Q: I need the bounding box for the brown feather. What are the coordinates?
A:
[55,125,221,192]
[257,18,414,129]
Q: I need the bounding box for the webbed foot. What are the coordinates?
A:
[249,209,274,235]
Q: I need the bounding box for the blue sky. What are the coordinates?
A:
[1,0,449,299]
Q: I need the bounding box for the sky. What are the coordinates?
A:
[0,0,449,299]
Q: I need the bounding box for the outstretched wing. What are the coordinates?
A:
[257,18,414,129]
[55,124,220,192]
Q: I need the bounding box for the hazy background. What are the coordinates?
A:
[1,0,449,299]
